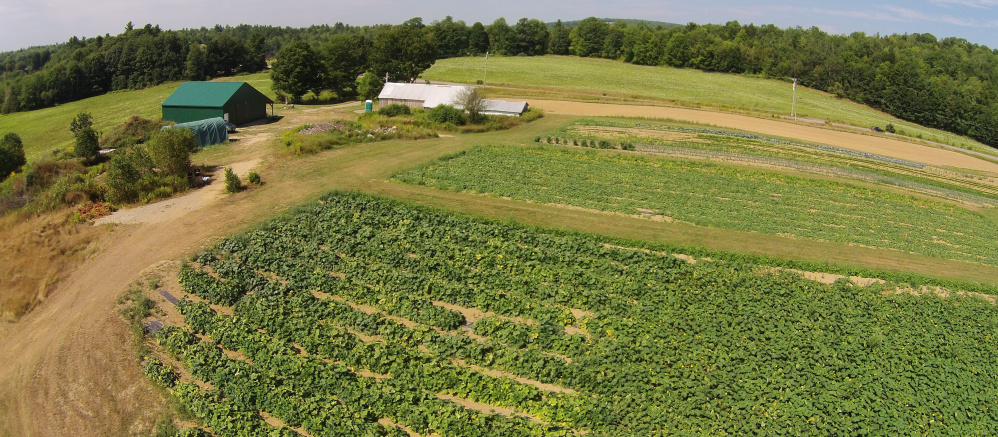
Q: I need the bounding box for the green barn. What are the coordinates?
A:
[162,82,274,125]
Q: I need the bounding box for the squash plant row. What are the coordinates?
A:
[163,299,572,436]
[165,192,998,435]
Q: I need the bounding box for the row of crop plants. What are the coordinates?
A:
[551,119,998,204]
[394,145,998,266]
[144,192,998,435]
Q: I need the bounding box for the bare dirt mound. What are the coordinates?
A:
[530,99,998,174]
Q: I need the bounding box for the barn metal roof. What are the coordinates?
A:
[482,100,528,115]
[378,83,470,108]
[162,82,272,108]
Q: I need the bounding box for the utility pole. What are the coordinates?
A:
[483,52,489,89]
[792,78,797,122]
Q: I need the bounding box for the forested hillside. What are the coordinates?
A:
[2,17,997,147]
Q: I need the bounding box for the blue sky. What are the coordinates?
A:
[1,0,996,52]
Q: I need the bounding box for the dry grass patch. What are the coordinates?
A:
[0,210,104,321]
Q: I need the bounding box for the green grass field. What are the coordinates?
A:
[0,73,274,163]
[424,55,990,153]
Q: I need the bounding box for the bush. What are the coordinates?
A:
[621,142,636,151]
[428,104,466,125]
[598,140,613,149]
[146,129,196,179]
[74,127,100,164]
[885,123,896,134]
[520,108,544,123]
[224,168,242,193]
[378,103,411,117]
[100,116,165,149]
[356,72,385,101]
[247,170,261,185]
[0,132,26,180]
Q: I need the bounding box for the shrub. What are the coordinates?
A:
[247,170,261,185]
[598,140,613,149]
[100,116,165,149]
[356,72,384,101]
[224,168,242,193]
[534,136,541,142]
[621,142,636,151]
[74,127,100,164]
[379,103,412,117]
[885,123,896,134]
[520,108,544,123]
[146,129,195,180]
[0,132,26,180]
[428,104,466,125]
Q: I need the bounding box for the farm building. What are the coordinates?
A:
[377,83,468,110]
[162,82,274,125]
[482,100,529,116]
[378,83,528,116]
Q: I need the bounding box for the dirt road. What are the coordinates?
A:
[0,140,270,437]
[530,99,998,174]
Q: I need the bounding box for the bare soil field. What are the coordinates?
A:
[530,99,998,174]
[2,99,996,437]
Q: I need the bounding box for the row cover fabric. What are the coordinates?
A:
[161,117,229,147]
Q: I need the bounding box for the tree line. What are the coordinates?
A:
[2,17,997,147]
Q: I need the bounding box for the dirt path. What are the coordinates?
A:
[530,99,998,174]
[96,159,261,226]
[0,130,279,437]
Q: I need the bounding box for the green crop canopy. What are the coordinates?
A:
[162,117,229,148]
[162,81,274,125]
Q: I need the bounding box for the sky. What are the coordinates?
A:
[1,0,997,53]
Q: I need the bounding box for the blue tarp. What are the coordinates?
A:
[161,117,228,147]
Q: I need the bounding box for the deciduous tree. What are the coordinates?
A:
[271,40,325,103]
[322,34,369,100]
[369,25,436,83]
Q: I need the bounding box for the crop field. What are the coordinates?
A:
[0,73,274,162]
[425,56,990,153]
[395,145,998,266]
[550,118,998,205]
[150,193,998,436]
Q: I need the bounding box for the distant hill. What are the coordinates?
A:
[552,18,681,29]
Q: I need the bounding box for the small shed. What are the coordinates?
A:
[481,100,529,116]
[162,82,273,125]
[161,117,229,148]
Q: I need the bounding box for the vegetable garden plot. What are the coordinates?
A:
[551,119,998,205]
[395,145,998,266]
[150,193,998,436]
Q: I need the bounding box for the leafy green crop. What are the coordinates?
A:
[159,193,998,435]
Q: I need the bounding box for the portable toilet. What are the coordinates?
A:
[365,100,373,112]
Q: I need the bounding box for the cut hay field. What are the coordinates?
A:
[0,73,273,163]
[424,55,992,154]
